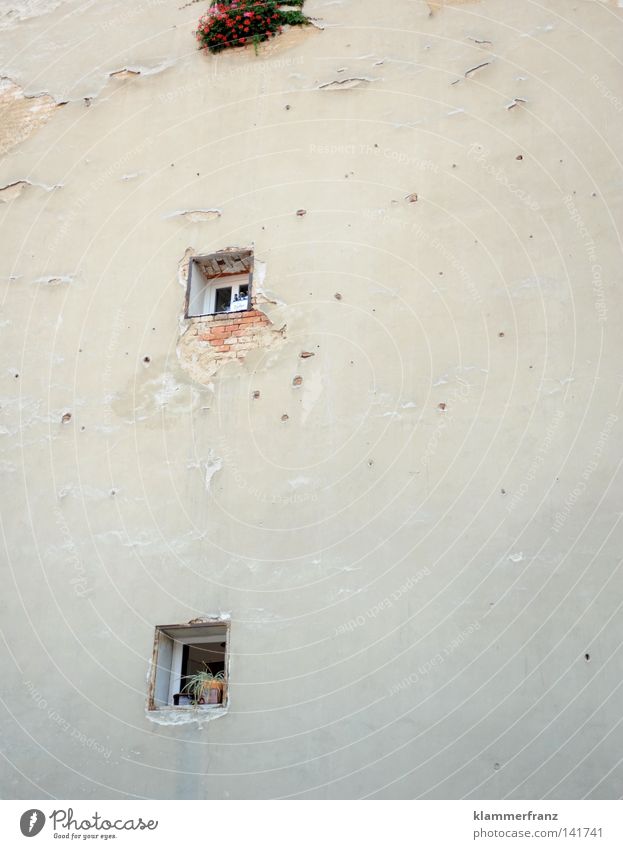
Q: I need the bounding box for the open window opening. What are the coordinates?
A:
[185,250,253,318]
[148,620,229,710]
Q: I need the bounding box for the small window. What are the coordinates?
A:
[186,250,253,318]
[148,620,229,711]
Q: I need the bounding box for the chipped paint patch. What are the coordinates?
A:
[0,77,60,156]
[109,68,141,80]
[33,274,74,286]
[0,179,60,201]
[319,77,373,90]
[0,180,27,201]
[464,61,491,78]
[177,247,195,289]
[166,208,222,223]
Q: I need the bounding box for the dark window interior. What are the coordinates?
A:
[181,641,226,688]
[215,287,232,313]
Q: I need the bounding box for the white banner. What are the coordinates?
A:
[0,800,621,848]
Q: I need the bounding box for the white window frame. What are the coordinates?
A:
[186,252,253,318]
[206,276,249,315]
[148,620,230,711]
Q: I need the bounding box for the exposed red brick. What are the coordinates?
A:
[182,305,280,378]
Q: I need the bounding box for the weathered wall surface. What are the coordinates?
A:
[1,0,622,799]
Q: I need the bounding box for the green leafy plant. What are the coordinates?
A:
[182,667,226,705]
[196,0,310,54]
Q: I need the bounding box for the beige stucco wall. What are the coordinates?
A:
[1,0,622,799]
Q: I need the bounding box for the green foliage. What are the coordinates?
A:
[279,9,308,26]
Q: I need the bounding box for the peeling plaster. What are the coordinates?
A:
[176,250,286,385]
[0,180,27,201]
[252,258,278,302]
[166,209,222,223]
[204,453,223,491]
[33,274,75,286]
[177,310,286,385]
[0,77,61,156]
[109,68,141,80]
[319,77,374,90]
[177,247,195,288]
[104,61,176,89]
[0,179,60,202]
[1,0,621,801]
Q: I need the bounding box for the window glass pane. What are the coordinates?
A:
[214,287,232,312]
[182,642,226,683]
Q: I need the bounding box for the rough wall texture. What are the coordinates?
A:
[1,0,623,800]
[179,306,285,382]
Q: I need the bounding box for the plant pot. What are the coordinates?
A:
[202,681,223,705]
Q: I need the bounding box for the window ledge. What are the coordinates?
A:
[145,705,229,726]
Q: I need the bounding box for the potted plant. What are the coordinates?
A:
[182,666,226,706]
